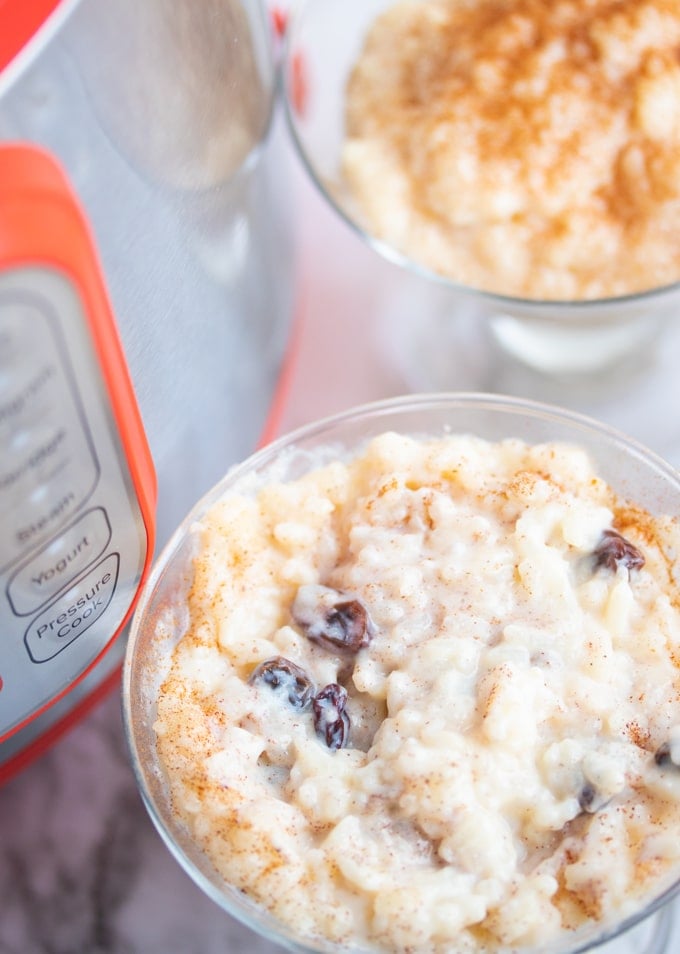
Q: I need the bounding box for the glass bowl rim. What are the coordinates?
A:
[123,390,680,954]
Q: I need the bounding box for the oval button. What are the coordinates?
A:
[7,508,112,616]
[24,553,120,663]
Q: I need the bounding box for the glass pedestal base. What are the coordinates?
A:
[381,285,680,469]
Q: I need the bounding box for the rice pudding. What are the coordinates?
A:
[154,430,680,952]
[341,0,680,300]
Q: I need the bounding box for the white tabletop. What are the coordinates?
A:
[2,95,680,954]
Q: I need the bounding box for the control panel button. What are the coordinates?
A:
[7,507,112,616]
[24,553,119,664]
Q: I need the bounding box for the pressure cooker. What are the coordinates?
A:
[0,0,294,778]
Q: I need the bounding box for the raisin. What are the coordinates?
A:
[313,683,350,750]
[249,656,314,709]
[292,584,374,654]
[654,741,678,768]
[322,600,371,652]
[578,782,598,813]
[593,529,645,573]
[578,778,616,814]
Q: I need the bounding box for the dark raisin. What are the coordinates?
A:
[313,683,350,750]
[292,584,374,655]
[322,600,371,653]
[249,656,314,709]
[593,529,645,573]
[578,782,598,813]
[654,742,678,767]
[578,779,614,814]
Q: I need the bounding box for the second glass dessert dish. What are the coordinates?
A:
[280,0,680,383]
[124,392,680,954]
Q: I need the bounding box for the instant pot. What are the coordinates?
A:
[0,0,294,779]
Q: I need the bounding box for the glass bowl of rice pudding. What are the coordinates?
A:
[280,0,680,382]
[124,392,680,954]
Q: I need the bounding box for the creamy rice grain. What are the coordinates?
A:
[342,0,680,299]
[155,433,680,952]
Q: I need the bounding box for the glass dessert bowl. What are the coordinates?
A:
[124,392,680,954]
[280,0,680,385]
